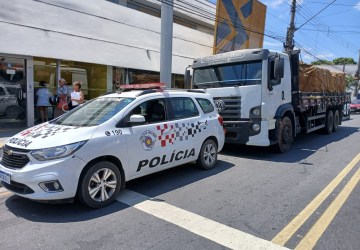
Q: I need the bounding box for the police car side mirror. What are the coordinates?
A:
[128,115,146,125]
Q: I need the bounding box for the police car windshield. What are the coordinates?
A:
[193,60,262,88]
[54,97,134,127]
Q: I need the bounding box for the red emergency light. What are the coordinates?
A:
[119,82,166,90]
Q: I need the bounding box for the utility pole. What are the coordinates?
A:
[284,0,296,52]
[160,0,173,88]
[355,50,360,98]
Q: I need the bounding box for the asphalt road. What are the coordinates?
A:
[1,115,359,250]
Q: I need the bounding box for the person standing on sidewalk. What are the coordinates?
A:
[54,78,69,117]
[70,81,84,110]
[35,81,51,123]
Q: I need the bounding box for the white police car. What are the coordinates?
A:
[0,84,225,208]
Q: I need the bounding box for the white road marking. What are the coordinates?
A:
[117,189,288,250]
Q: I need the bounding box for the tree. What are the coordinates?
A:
[345,74,357,88]
[333,57,357,65]
[311,59,333,65]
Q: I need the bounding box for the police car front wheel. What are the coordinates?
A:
[78,161,122,208]
[197,139,218,170]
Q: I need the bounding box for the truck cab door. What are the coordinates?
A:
[262,56,290,120]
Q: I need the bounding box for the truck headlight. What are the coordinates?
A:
[30,141,87,161]
[251,123,261,132]
[252,108,261,116]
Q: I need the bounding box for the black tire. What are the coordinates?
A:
[276,116,293,153]
[5,105,22,119]
[333,110,340,132]
[77,161,121,208]
[324,110,334,135]
[196,139,218,170]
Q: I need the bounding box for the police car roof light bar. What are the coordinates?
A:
[119,82,166,91]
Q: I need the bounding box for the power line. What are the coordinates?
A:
[296,0,337,30]
[295,0,358,54]
[304,1,360,7]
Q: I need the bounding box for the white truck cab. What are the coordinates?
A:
[187,48,347,153]
[0,84,225,208]
[189,49,290,148]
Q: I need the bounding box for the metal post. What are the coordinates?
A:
[160,0,173,88]
[56,59,61,87]
[284,0,296,52]
[355,50,360,98]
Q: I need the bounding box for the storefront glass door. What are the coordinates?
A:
[0,56,27,129]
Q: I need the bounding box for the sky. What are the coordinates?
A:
[208,0,360,63]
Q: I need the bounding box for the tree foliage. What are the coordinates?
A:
[333,57,356,65]
[345,74,357,88]
[311,59,333,65]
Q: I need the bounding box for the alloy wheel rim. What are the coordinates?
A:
[204,143,216,166]
[88,168,117,202]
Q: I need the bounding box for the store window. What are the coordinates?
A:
[33,58,58,95]
[0,56,26,127]
[172,74,185,89]
[61,61,108,100]
[112,67,185,90]
[128,69,160,84]
[113,67,126,90]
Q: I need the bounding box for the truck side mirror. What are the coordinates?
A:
[184,66,192,89]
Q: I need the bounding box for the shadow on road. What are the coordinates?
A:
[2,120,358,221]
[220,125,359,164]
[4,160,235,222]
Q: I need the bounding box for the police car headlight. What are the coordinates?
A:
[30,141,87,161]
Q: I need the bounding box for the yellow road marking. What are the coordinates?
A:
[272,152,360,246]
[295,164,360,249]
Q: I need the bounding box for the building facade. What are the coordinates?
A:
[0,0,215,128]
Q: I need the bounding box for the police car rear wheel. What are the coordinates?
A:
[197,139,217,170]
[78,161,121,208]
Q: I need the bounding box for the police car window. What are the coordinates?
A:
[0,87,5,96]
[125,98,166,125]
[169,97,199,119]
[54,97,134,127]
[196,98,214,114]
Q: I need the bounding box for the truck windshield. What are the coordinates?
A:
[193,60,262,88]
[53,97,134,127]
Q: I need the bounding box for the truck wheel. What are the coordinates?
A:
[77,161,121,208]
[324,110,334,135]
[333,110,340,132]
[197,139,218,170]
[276,116,292,153]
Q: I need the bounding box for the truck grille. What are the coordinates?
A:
[1,145,30,169]
[214,96,241,121]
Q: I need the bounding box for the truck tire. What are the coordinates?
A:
[333,110,340,132]
[324,110,334,135]
[196,139,218,170]
[77,161,121,208]
[276,116,292,153]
